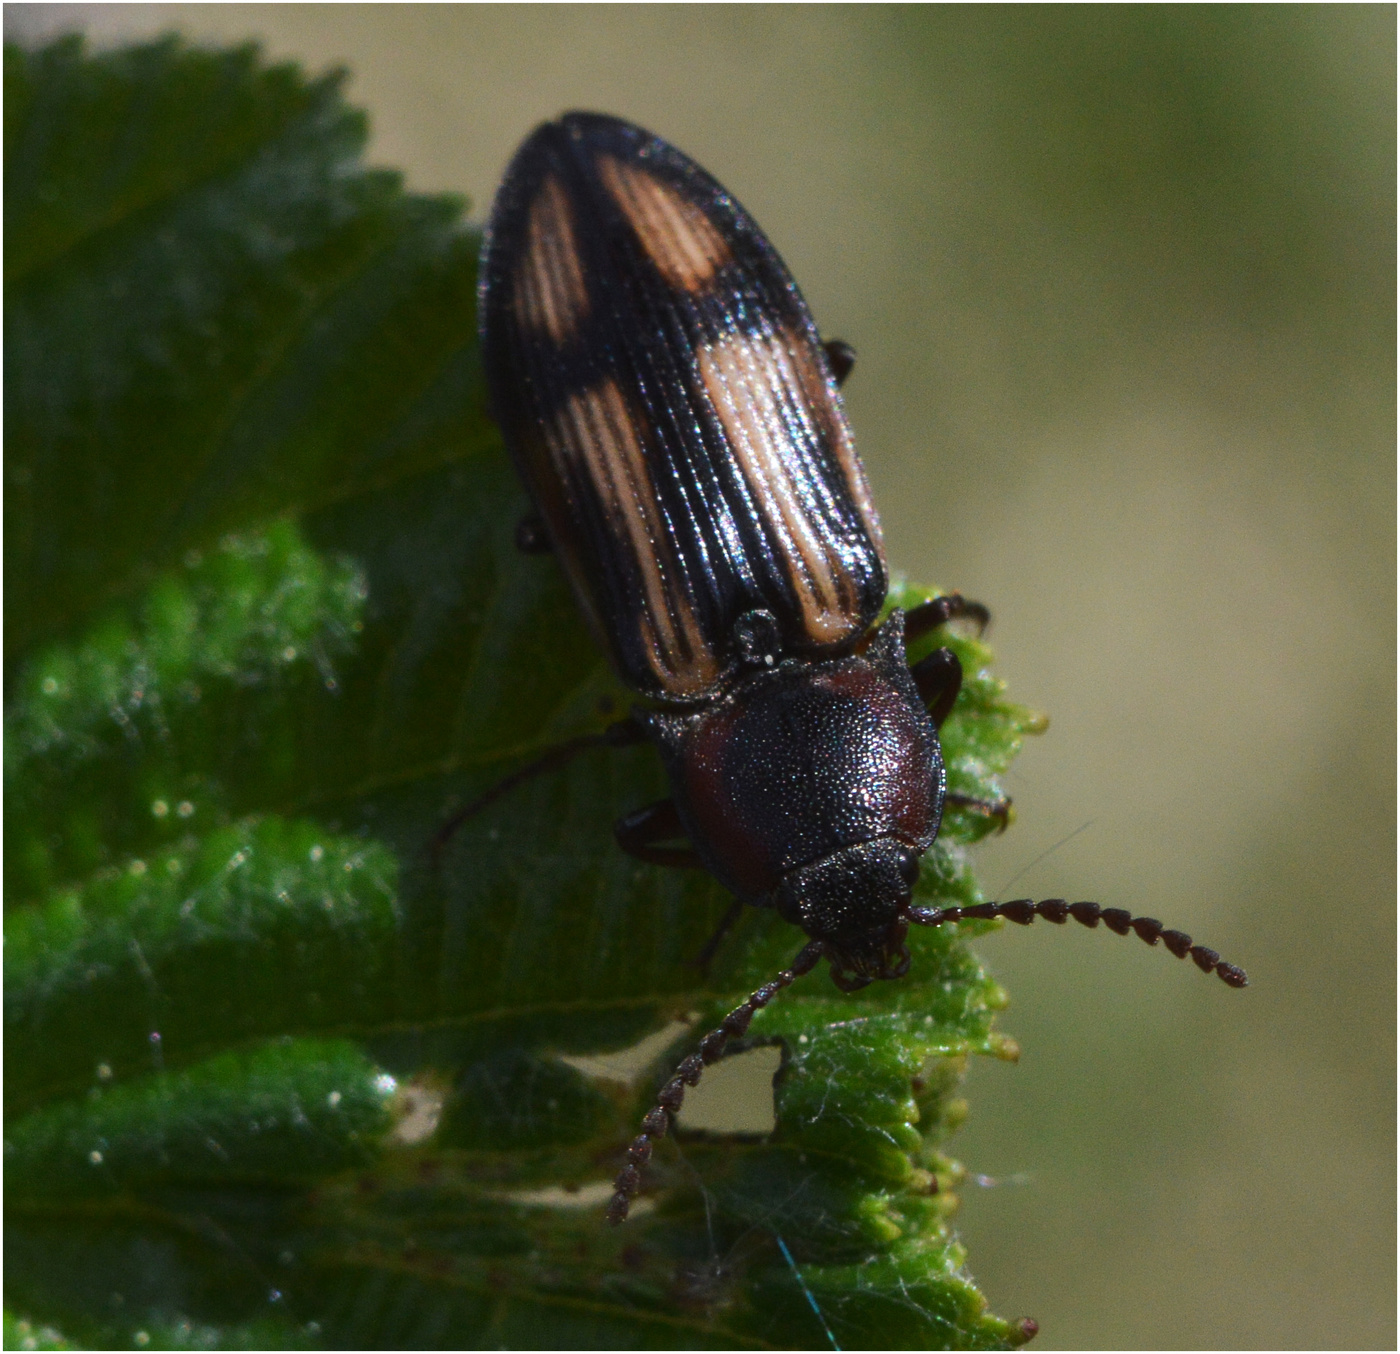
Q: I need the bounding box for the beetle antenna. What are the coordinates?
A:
[908,899,1248,987]
[606,939,825,1225]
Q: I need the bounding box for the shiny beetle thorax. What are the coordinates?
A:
[640,613,944,905]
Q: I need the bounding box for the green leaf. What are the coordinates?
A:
[4,34,492,661]
[5,521,369,902]
[6,1039,396,1200]
[4,1309,75,1350]
[5,35,1042,1350]
[5,817,401,1114]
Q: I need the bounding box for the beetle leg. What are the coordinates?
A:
[943,791,1013,833]
[615,798,704,868]
[904,592,991,645]
[514,511,553,554]
[910,646,963,729]
[431,714,646,860]
[822,338,856,387]
[687,897,746,973]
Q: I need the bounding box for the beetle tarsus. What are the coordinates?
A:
[822,338,856,387]
[686,897,747,972]
[904,592,991,645]
[615,798,704,868]
[606,940,824,1224]
[910,646,963,728]
[908,898,1248,987]
[943,790,1013,833]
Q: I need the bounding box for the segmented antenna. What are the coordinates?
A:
[606,939,824,1225]
[909,899,1248,987]
[607,900,1245,1224]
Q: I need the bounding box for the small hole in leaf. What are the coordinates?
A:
[676,1045,781,1134]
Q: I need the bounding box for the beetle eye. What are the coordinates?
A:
[896,847,922,887]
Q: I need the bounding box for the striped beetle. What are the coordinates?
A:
[470,113,1247,1225]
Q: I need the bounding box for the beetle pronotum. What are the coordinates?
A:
[470,112,1246,1226]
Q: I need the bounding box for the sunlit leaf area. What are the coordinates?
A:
[4,38,1047,1349]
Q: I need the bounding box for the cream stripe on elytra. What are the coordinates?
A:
[546,380,717,696]
[518,175,588,342]
[598,155,729,292]
[788,331,884,557]
[699,333,861,645]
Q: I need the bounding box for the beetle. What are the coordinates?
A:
[472,112,1247,1225]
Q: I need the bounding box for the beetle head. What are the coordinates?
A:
[773,837,922,990]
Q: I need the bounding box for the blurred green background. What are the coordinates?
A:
[6,5,1393,1348]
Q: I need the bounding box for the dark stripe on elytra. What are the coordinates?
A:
[506,246,880,660]
[502,126,812,424]
[486,118,885,694]
[501,161,734,687]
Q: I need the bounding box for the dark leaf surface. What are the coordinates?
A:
[5,36,1042,1350]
